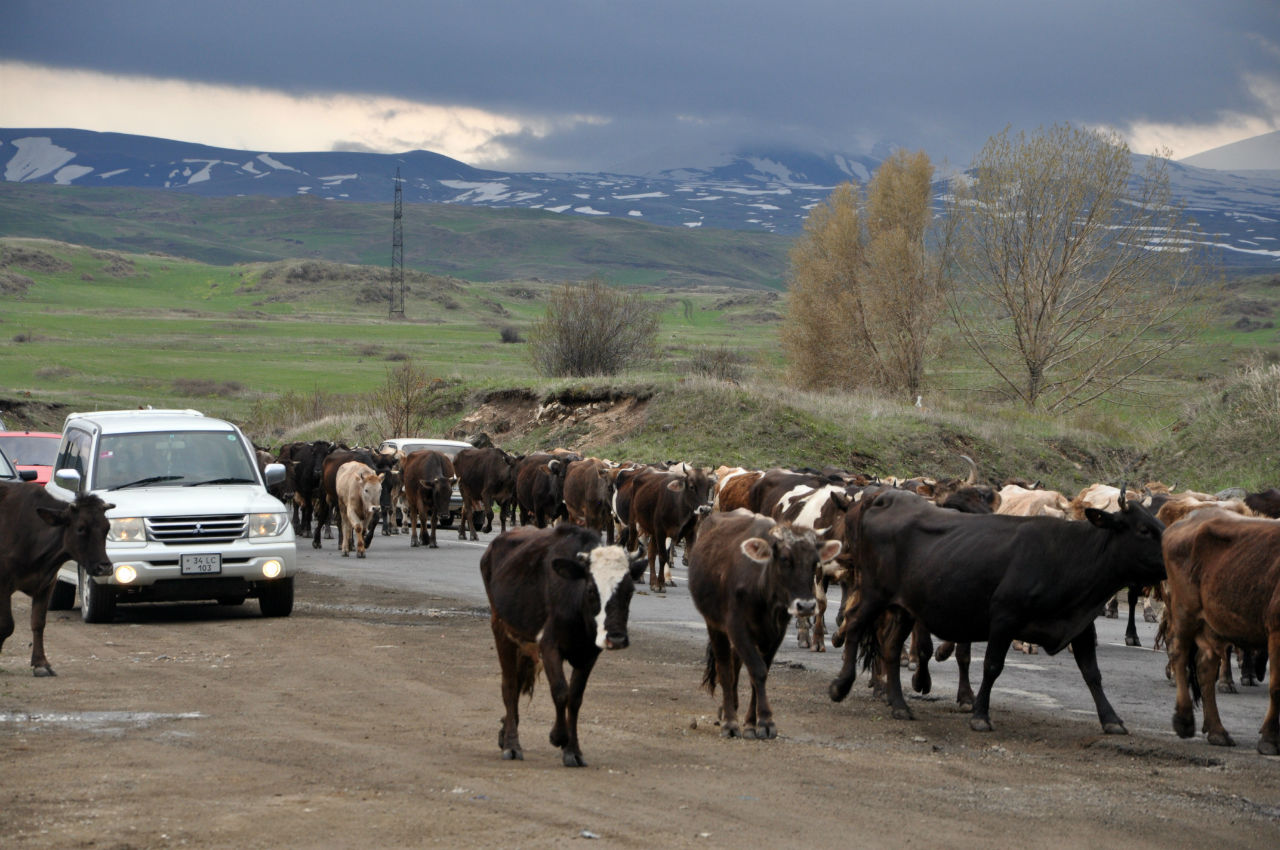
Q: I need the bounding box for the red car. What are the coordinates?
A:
[0,431,62,485]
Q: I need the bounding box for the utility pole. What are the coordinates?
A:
[389,167,405,318]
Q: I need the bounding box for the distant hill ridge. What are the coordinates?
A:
[2,128,1279,269]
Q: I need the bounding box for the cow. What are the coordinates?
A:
[632,465,716,592]
[377,447,406,536]
[829,486,1166,735]
[480,523,646,767]
[563,457,616,544]
[688,510,842,739]
[280,440,334,535]
[515,452,577,529]
[454,446,520,540]
[0,482,114,675]
[334,461,384,559]
[1072,483,1159,646]
[1163,507,1280,755]
[402,450,457,549]
[996,484,1070,519]
[1244,488,1280,519]
[712,466,762,512]
[610,464,662,551]
[771,481,858,651]
[312,448,394,549]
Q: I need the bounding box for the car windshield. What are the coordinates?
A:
[95,430,258,490]
[0,435,59,467]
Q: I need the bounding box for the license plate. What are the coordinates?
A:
[180,553,222,575]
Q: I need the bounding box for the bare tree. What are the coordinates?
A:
[367,359,432,437]
[944,124,1204,410]
[781,151,946,397]
[529,277,659,377]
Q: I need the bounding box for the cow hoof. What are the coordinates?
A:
[828,677,853,703]
[755,722,777,740]
[957,699,974,713]
[1125,635,1141,647]
[1217,681,1238,695]
[311,540,322,550]
[811,643,825,653]
[357,551,366,559]
[796,632,811,649]
[912,669,932,695]
[501,748,523,761]
[1208,731,1236,748]
[1257,739,1279,756]
[720,722,741,738]
[410,539,419,548]
[969,717,993,732]
[830,633,845,649]
[1144,610,1159,623]
[891,705,914,721]
[32,665,56,677]
[1172,713,1196,739]
[562,751,587,768]
[341,551,349,558]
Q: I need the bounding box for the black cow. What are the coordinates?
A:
[514,452,576,529]
[282,440,334,536]
[688,510,841,739]
[829,487,1166,735]
[454,446,519,540]
[480,523,645,767]
[402,450,456,549]
[0,483,114,676]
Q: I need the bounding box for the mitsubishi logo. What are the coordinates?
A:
[194,523,204,536]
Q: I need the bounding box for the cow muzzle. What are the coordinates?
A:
[87,561,115,578]
[791,598,817,617]
[604,632,630,650]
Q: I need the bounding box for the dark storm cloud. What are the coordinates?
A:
[4,0,1277,169]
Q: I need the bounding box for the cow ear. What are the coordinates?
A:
[552,556,590,582]
[831,491,853,511]
[1084,507,1118,530]
[376,473,386,484]
[549,459,561,473]
[818,539,842,563]
[739,537,772,564]
[35,505,70,527]
[666,478,686,492]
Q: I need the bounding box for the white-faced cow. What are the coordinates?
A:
[480,523,645,767]
[688,510,841,739]
[1163,507,1280,755]
[0,482,114,675]
[830,486,1166,736]
[335,461,384,559]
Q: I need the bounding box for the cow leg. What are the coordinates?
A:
[829,596,885,702]
[949,642,974,711]
[355,521,368,559]
[970,631,1015,732]
[647,536,662,593]
[560,661,596,767]
[26,583,57,676]
[810,575,831,652]
[311,499,328,549]
[728,620,777,739]
[1124,585,1142,647]
[491,621,527,761]
[911,624,933,696]
[540,644,589,767]
[1218,646,1238,694]
[1066,623,1127,735]
[0,589,14,658]
[664,537,678,588]
[704,630,742,738]
[428,512,439,549]
[1258,633,1280,756]
[1170,620,1200,740]
[1240,648,1258,688]
[881,612,915,721]
[1194,635,1234,746]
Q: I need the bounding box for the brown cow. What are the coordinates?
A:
[688,510,841,739]
[632,465,716,592]
[480,523,645,767]
[454,446,519,540]
[1245,488,1280,519]
[402,450,457,549]
[515,452,577,529]
[563,458,615,544]
[712,466,762,512]
[0,483,114,675]
[1164,508,1280,755]
[335,461,384,559]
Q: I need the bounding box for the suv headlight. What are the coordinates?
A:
[108,517,146,543]
[248,512,290,538]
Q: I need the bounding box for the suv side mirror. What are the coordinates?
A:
[19,469,38,482]
[263,463,286,487]
[54,468,83,492]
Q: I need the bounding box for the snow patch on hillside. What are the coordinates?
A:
[54,165,93,185]
[5,136,76,181]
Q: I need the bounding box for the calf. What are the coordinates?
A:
[335,462,384,558]
[402,450,457,549]
[454,446,519,540]
[633,465,716,592]
[1163,508,1280,755]
[688,510,841,739]
[830,487,1166,735]
[0,483,114,675]
[480,524,645,767]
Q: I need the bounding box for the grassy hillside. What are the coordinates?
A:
[0,183,791,288]
[2,237,1278,492]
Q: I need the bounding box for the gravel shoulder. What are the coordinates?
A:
[3,571,1280,849]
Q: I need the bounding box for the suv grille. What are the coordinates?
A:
[147,514,247,545]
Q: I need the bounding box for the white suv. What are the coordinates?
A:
[46,409,297,622]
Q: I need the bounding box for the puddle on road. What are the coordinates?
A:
[0,710,204,733]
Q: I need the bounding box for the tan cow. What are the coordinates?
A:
[997,484,1070,518]
[335,461,384,559]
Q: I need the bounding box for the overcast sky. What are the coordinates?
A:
[2,0,1277,173]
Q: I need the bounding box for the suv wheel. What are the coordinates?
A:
[258,576,294,618]
[80,565,116,623]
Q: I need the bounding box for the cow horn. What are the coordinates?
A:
[960,454,977,485]
[1118,481,1128,511]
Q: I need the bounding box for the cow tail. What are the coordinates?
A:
[701,641,718,695]
[1185,647,1202,707]
[517,651,541,699]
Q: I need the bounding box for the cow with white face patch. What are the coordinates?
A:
[480,523,646,767]
[688,509,842,740]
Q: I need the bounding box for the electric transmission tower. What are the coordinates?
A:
[389,167,405,318]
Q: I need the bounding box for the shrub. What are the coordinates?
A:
[688,345,748,383]
[499,325,523,344]
[528,278,658,377]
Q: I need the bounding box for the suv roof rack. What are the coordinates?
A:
[64,409,205,426]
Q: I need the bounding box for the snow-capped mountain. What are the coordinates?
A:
[2,127,1278,267]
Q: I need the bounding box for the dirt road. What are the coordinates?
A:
[3,572,1279,849]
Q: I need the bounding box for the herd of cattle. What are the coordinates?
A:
[2,435,1279,769]
[258,439,1280,765]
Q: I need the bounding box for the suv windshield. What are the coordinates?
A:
[95,430,258,490]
